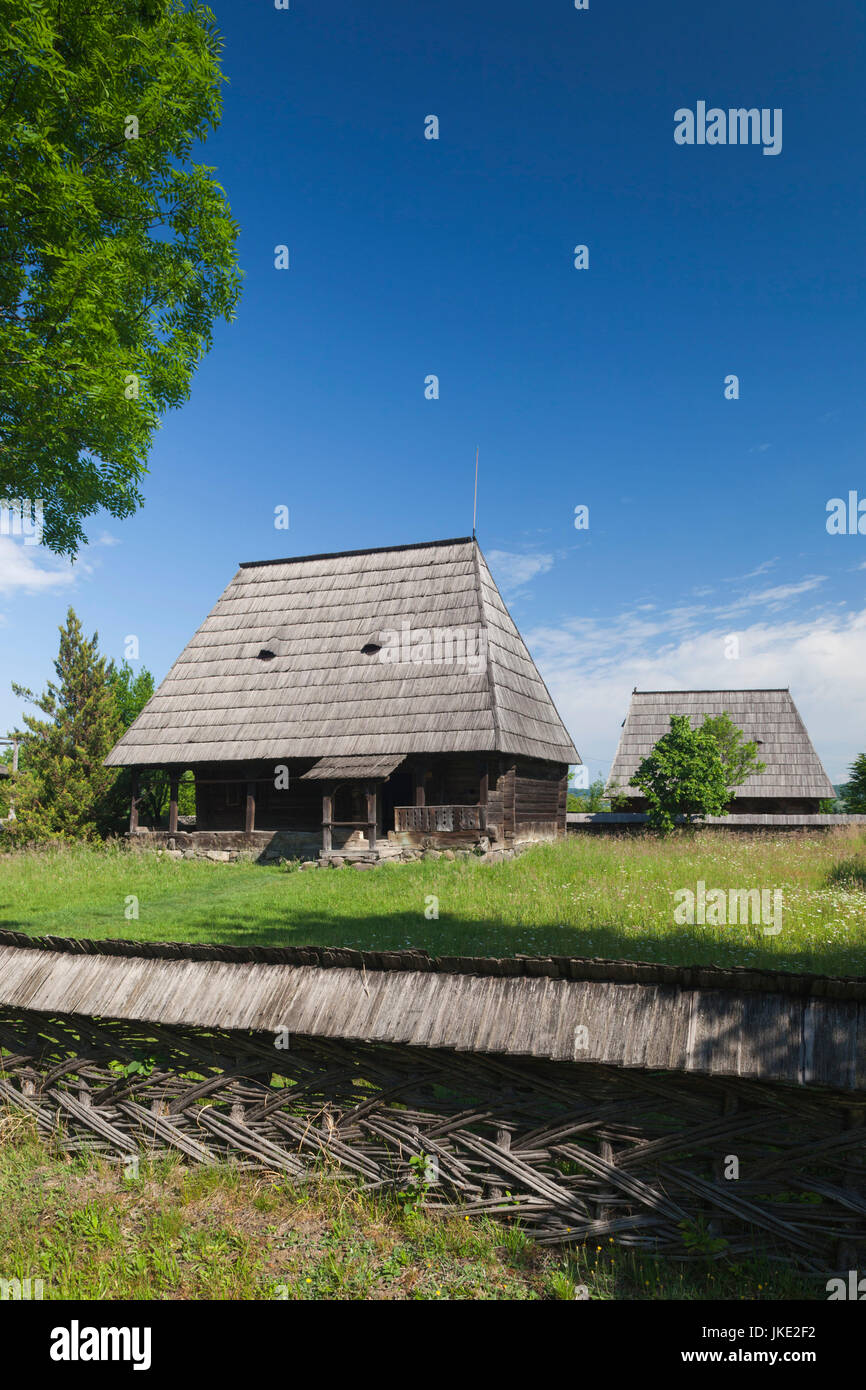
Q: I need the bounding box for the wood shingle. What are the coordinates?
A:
[105,537,578,768]
[606,688,835,802]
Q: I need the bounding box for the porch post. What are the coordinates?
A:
[129,769,140,833]
[479,759,489,832]
[322,787,332,854]
[413,765,426,807]
[245,778,256,833]
[366,782,377,851]
[168,773,179,834]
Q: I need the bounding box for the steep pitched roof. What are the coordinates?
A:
[606,689,834,800]
[105,537,578,767]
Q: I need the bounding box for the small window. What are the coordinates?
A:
[361,642,381,656]
[257,648,276,661]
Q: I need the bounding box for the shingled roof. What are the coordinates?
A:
[105,537,578,767]
[606,689,835,801]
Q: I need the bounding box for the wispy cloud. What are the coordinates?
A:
[0,537,78,595]
[486,549,554,598]
[731,557,779,581]
[721,575,826,613]
[529,585,865,783]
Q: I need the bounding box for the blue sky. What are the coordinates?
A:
[2,0,865,781]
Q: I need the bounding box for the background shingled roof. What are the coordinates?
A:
[105,538,579,767]
[605,689,835,800]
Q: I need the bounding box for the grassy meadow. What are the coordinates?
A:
[1,828,865,973]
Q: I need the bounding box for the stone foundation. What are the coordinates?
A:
[126,829,320,863]
[125,828,534,868]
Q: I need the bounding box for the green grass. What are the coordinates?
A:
[2,830,866,972]
[1,828,866,973]
[0,1114,818,1300]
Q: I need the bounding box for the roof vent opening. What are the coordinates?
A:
[361,642,381,656]
[257,648,276,661]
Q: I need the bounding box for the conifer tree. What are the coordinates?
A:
[841,754,866,814]
[8,608,122,840]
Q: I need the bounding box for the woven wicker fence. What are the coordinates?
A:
[1,1006,864,1272]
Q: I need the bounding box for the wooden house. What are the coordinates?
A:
[606,688,835,814]
[104,537,579,859]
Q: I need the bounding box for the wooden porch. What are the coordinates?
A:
[394,804,487,833]
[124,753,567,856]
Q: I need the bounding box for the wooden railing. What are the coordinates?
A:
[394,805,486,833]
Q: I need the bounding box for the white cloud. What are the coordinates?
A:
[0,537,78,595]
[93,531,121,547]
[721,576,826,612]
[528,601,866,784]
[730,557,779,581]
[486,549,554,597]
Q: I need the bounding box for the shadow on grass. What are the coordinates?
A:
[8,907,859,978]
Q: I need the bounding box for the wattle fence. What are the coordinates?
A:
[0,929,864,1272]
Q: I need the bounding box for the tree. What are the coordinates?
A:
[0,0,241,555]
[632,714,732,833]
[700,712,765,792]
[108,660,155,730]
[633,712,766,833]
[6,608,122,840]
[841,754,866,813]
[567,776,608,812]
[104,660,155,826]
[105,660,196,827]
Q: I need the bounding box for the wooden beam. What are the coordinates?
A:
[129,769,140,833]
[413,765,426,807]
[322,790,332,853]
[245,780,256,834]
[479,759,489,833]
[168,775,179,834]
[366,783,377,851]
